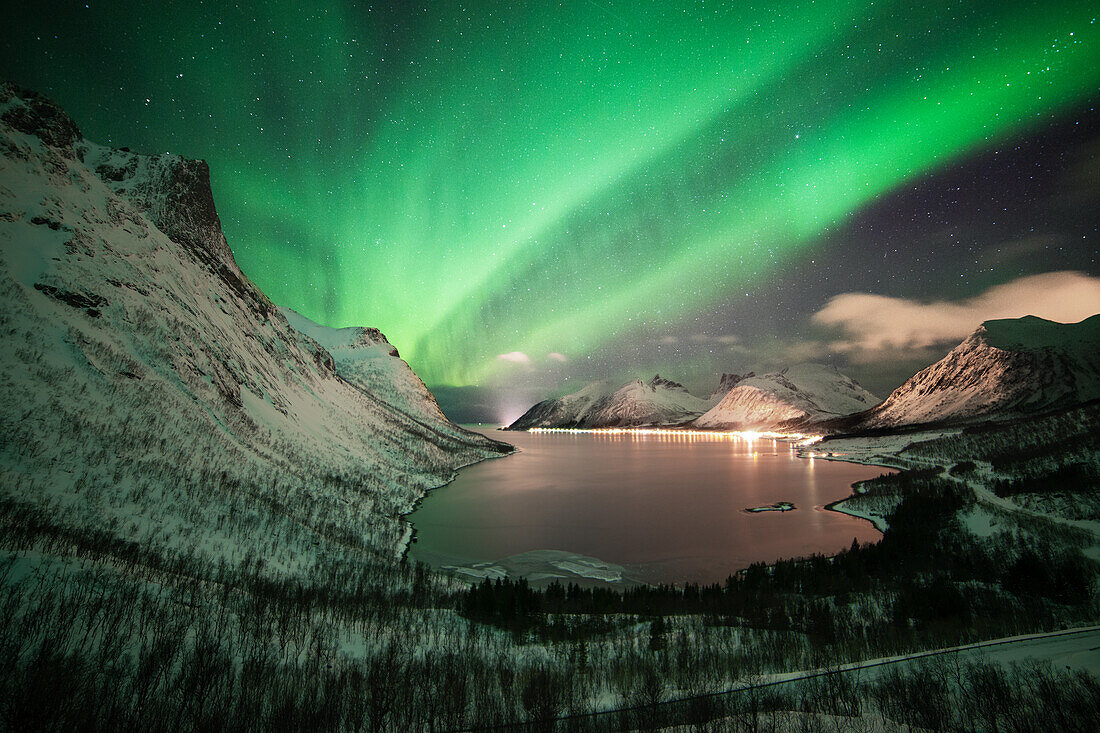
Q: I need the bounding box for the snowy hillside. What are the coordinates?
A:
[279,307,463,429]
[591,375,716,427]
[693,363,878,429]
[0,83,509,576]
[508,374,714,429]
[859,315,1100,429]
[505,380,614,429]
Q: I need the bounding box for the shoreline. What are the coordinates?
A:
[396,426,517,561]
[411,546,649,589]
[802,429,958,533]
[823,497,889,533]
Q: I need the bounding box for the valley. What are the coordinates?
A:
[0,77,1097,731]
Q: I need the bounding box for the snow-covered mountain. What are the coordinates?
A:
[505,381,613,429]
[508,374,714,429]
[692,363,878,430]
[0,84,509,573]
[856,315,1100,429]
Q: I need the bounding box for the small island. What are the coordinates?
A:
[745,501,796,513]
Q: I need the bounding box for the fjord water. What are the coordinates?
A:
[409,428,885,585]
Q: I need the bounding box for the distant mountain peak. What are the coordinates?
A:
[856,314,1100,429]
[649,374,686,391]
[508,373,710,429]
[693,363,876,430]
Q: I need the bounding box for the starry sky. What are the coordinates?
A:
[4,1,1098,423]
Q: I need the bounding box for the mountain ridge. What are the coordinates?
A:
[693,363,878,430]
[0,83,509,574]
[507,373,714,429]
[507,364,876,431]
[849,314,1100,430]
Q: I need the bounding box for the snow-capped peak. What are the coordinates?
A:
[859,314,1100,429]
[693,363,877,430]
[507,374,713,429]
[278,307,457,425]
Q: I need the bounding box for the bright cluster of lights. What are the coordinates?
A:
[526,427,825,444]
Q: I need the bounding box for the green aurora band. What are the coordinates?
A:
[8,2,1098,388]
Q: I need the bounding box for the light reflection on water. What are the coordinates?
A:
[408,427,885,585]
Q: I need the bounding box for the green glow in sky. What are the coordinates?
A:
[5,2,1097,389]
[321,0,1095,386]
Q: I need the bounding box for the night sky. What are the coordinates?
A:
[4,1,1098,423]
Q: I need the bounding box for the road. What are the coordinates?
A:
[456,625,1100,731]
[764,624,1100,687]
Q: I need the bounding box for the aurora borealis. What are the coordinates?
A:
[4,1,1098,421]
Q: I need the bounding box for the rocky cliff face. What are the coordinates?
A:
[693,363,877,430]
[0,84,509,571]
[857,315,1100,429]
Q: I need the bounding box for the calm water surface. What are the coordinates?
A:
[408,427,886,585]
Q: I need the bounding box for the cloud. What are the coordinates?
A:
[779,339,830,363]
[547,352,568,362]
[813,271,1100,359]
[496,351,532,364]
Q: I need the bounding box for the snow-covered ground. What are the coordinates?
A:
[652,626,1100,732]
[812,420,1100,555]
[759,625,1100,684]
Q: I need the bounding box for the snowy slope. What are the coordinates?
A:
[508,374,714,429]
[279,307,464,429]
[860,315,1100,429]
[587,375,715,427]
[505,381,613,429]
[0,84,509,574]
[693,363,878,429]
